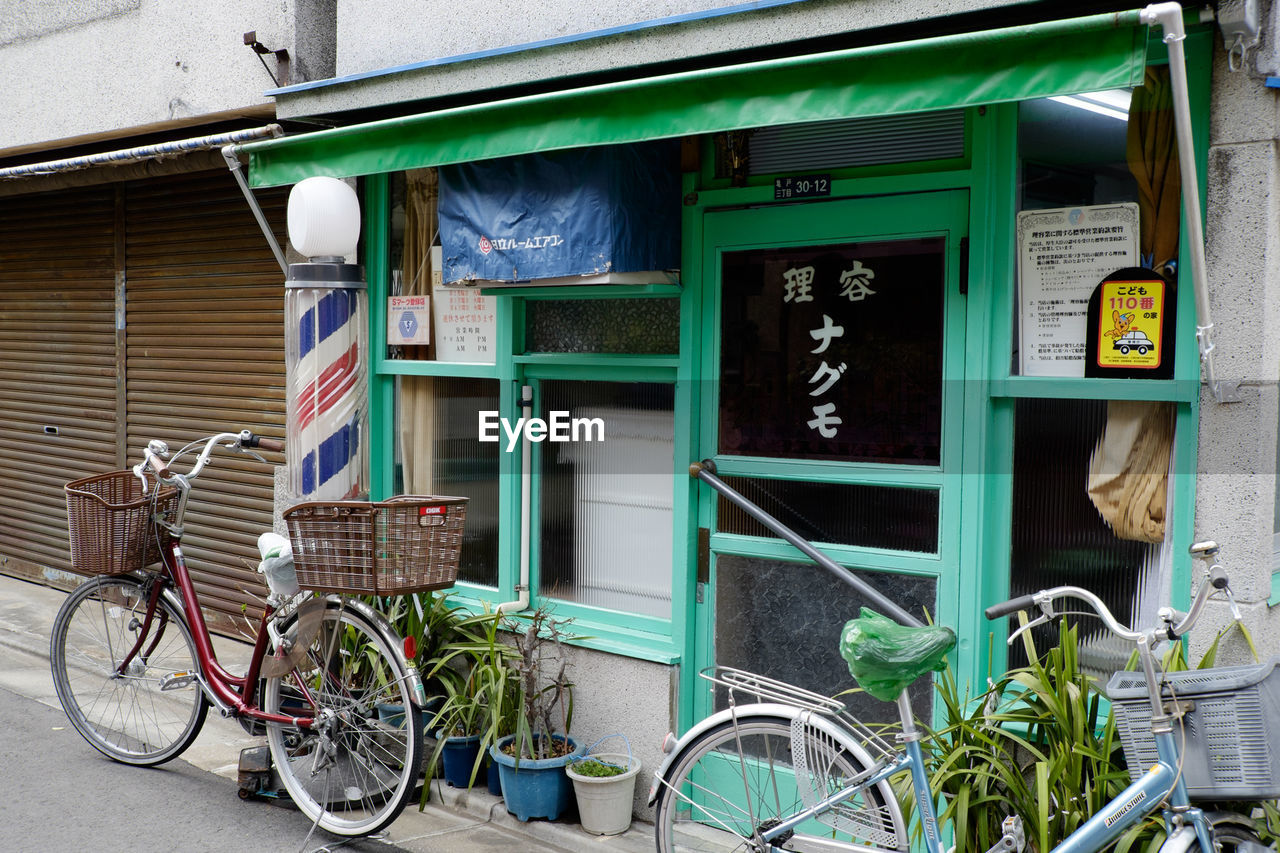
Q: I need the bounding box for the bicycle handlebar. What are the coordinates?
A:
[983,594,1036,620]
[137,429,283,489]
[985,565,1230,644]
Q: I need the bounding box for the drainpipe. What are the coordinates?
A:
[497,385,534,613]
[1141,3,1238,402]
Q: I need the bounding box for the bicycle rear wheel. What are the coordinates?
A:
[50,574,208,766]
[654,714,907,853]
[262,599,423,837]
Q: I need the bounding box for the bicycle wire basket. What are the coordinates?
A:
[65,471,179,575]
[1107,658,1280,800]
[283,495,468,595]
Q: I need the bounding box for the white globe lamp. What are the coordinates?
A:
[287,176,361,261]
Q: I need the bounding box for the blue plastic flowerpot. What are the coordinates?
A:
[487,756,503,795]
[489,735,581,821]
[439,733,482,788]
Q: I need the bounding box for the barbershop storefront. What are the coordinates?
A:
[240,9,1214,763]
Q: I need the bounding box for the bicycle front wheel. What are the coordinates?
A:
[263,600,423,837]
[50,574,208,766]
[654,714,907,852]
[1209,823,1268,852]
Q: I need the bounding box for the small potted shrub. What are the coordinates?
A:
[565,737,642,835]
[489,606,582,821]
[421,606,520,795]
[367,591,472,733]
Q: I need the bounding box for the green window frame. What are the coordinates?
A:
[972,28,1213,681]
[365,172,688,661]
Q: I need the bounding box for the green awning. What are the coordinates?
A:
[243,10,1147,187]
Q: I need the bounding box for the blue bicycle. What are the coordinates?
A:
[649,463,1273,852]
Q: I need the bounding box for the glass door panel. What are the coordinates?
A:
[698,190,969,715]
[719,238,945,464]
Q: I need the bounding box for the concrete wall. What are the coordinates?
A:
[0,0,334,155]
[280,0,1020,118]
[561,645,674,821]
[1191,11,1280,661]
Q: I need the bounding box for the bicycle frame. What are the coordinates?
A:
[116,431,426,731]
[665,462,1252,853]
[727,695,1212,853]
[140,538,317,727]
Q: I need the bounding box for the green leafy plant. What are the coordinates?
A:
[924,617,1278,852]
[419,605,521,798]
[921,621,1129,851]
[568,757,626,778]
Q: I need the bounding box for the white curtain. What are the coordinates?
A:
[399,169,438,494]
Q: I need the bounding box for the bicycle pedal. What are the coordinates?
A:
[159,670,197,691]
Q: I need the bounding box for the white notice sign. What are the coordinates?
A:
[1016,203,1140,377]
[432,285,496,363]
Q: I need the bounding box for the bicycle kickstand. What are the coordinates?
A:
[982,815,1025,853]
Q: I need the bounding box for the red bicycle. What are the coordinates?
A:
[51,429,464,837]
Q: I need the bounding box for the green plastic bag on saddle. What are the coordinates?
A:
[839,608,956,702]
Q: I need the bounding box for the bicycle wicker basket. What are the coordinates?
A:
[1107,657,1280,800]
[283,495,468,595]
[65,471,179,575]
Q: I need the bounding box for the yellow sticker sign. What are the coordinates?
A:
[1096,278,1165,370]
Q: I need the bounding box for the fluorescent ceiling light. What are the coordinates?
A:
[1048,89,1131,122]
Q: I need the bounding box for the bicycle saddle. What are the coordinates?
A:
[840,608,956,702]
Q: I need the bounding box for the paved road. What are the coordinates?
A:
[0,683,399,853]
[0,575,654,853]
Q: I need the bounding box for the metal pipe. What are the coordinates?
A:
[0,125,283,179]
[1140,3,1236,402]
[690,461,923,627]
[498,384,534,614]
[222,138,289,276]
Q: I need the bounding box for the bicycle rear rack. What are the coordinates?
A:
[702,665,898,760]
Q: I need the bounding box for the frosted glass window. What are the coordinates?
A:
[538,381,675,618]
[1007,398,1169,676]
[524,298,679,354]
[715,555,936,724]
[717,476,938,554]
[394,376,500,587]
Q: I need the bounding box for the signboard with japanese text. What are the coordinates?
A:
[1016,203,1139,376]
[431,285,496,363]
[387,295,430,345]
[1084,267,1175,379]
[719,238,944,464]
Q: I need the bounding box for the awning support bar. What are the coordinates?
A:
[1141,3,1237,403]
[222,140,288,276]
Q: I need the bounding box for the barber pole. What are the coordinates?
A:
[287,282,368,499]
[283,177,370,501]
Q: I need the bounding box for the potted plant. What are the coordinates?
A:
[565,737,642,835]
[488,606,582,821]
[367,591,472,735]
[420,606,520,796]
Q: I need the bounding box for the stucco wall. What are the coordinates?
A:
[0,0,332,154]
[1191,24,1280,661]
[560,644,674,821]
[279,0,1027,118]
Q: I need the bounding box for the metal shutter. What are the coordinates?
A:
[124,171,287,621]
[0,186,119,580]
